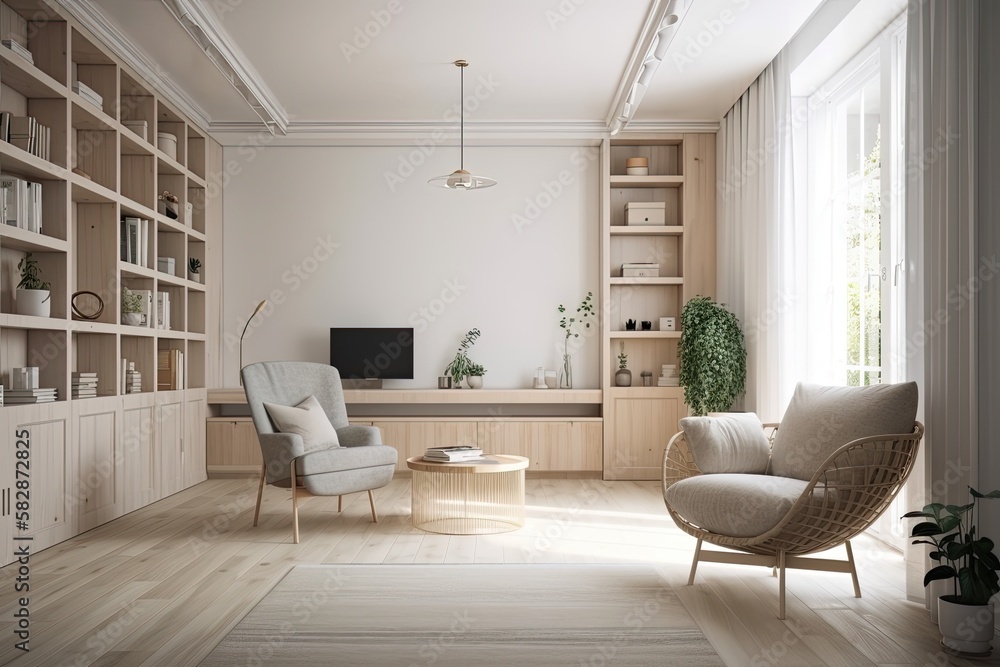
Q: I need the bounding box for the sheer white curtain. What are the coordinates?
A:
[902,0,979,605]
[717,52,803,422]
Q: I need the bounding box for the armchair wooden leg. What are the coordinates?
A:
[368,489,378,523]
[845,540,862,598]
[291,465,300,545]
[778,550,787,620]
[338,495,343,512]
[687,538,703,585]
[253,462,266,527]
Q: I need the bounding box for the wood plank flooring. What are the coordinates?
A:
[0,477,986,666]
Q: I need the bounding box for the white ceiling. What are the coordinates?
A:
[90,0,825,133]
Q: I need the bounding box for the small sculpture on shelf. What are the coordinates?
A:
[625,318,637,331]
[158,190,179,219]
[641,320,652,330]
[615,342,632,387]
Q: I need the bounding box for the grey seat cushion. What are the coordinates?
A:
[296,444,397,477]
[769,382,918,480]
[664,473,811,537]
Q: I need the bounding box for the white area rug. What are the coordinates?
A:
[201,564,724,667]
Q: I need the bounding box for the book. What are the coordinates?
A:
[156,291,171,329]
[423,446,485,462]
[2,39,33,64]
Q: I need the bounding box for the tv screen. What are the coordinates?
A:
[330,328,414,380]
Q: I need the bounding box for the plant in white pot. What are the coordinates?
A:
[188,258,201,283]
[121,287,144,326]
[16,253,51,318]
[904,487,1000,657]
[443,328,481,389]
[465,363,486,389]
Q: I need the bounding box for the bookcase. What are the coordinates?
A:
[0,0,217,565]
[601,134,716,480]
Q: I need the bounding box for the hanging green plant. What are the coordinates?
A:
[679,296,746,415]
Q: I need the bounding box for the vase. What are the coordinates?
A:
[559,353,572,389]
[16,289,51,318]
[938,595,994,657]
[466,375,483,389]
[122,312,142,326]
[615,368,632,387]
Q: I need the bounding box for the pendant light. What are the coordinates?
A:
[429,60,496,190]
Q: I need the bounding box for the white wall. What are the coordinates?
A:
[221,144,601,389]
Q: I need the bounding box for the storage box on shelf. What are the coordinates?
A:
[602,135,716,480]
[0,0,214,566]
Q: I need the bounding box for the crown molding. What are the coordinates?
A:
[622,120,720,133]
[53,0,213,130]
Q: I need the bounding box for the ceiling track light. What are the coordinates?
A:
[428,60,496,190]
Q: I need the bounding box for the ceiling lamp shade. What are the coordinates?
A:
[429,60,496,190]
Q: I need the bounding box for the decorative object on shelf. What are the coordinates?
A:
[121,287,144,326]
[641,320,652,330]
[15,252,51,318]
[184,201,194,227]
[904,487,1000,657]
[679,296,746,415]
[545,370,557,389]
[188,258,202,283]
[428,60,496,190]
[11,367,38,390]
[466,363,486,389]
[122,119,147,141]
[443,328,482,388]
[615,342,632,387]
[438,376,453,389]
[641,370,652,386]
[239,300,269,386]
[158,190,179,219]
[158,256,177,276]
[557,291,595,389]
[0,385,3,407]
[625,156,649,175]
[625,319,637,330]
[533,367,548,389]
[660,316,676,331]
[71,290,104,320]
[157,131,177,160]
[622,262,659,277]
[625,202,666,225]
[658,363,679,387]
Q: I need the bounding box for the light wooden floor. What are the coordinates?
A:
[0,476,986,667]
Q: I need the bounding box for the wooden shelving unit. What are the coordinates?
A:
[0,0,218,565]
[601,134,716,480]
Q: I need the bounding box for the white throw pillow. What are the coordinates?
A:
[262,395,340,453]
[679,412,770,474]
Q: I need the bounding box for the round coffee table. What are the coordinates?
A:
[406,454,529,535]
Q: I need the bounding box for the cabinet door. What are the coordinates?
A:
[605,390,686,480]
[75,400,120,531]
[9,405,76,550]
[183,395,207,487]
[478,421,602,472]
[206,419,261,474]
[0,411,13,567]
[122,400,156,514]
[372,421,479,471]
[157,396,185,498]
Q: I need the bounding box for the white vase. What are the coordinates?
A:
[16,289,50,317]
[188,271,200,283]
[122,312,143,326]
[466,375,483,389]
[938,595,994,657]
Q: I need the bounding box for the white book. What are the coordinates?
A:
[126,218,140,265]
[140,219,148,268]
[2,39,33,64]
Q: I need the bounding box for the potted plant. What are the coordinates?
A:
[121,287,144,326]
[16,253,51,318]
[466,363,486,389]
[678,296,746,415]
[904,487,1000,657]
[188,258,201,283]
[615,342,631,387]
[557,291,594,389]
[443,328,481,389]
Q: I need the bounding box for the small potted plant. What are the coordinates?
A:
[679,296,746,415]
[16,253,51,318]
[615,342,631,387]
[466,363,486,389]
[121,287,144,326]
[188,258,202,283]
[904,487,1000,656]
[443,328,481,389]
[158,190,179,219]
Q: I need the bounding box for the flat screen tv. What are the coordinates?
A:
[330,327,414,380]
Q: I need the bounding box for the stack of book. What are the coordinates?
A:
[423,446,485,463]
[1,173,42,233]
[2,39,33,65]
[71,372,98,399]
[72,81,104,112]
[121,360,142,394]
[5,388,57,404]
[120,217,151,268]
[1,112,51,160]
[157,349,184,391]
[658,364,679,387]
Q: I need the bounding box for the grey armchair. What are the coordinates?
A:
[241,361,398,543]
